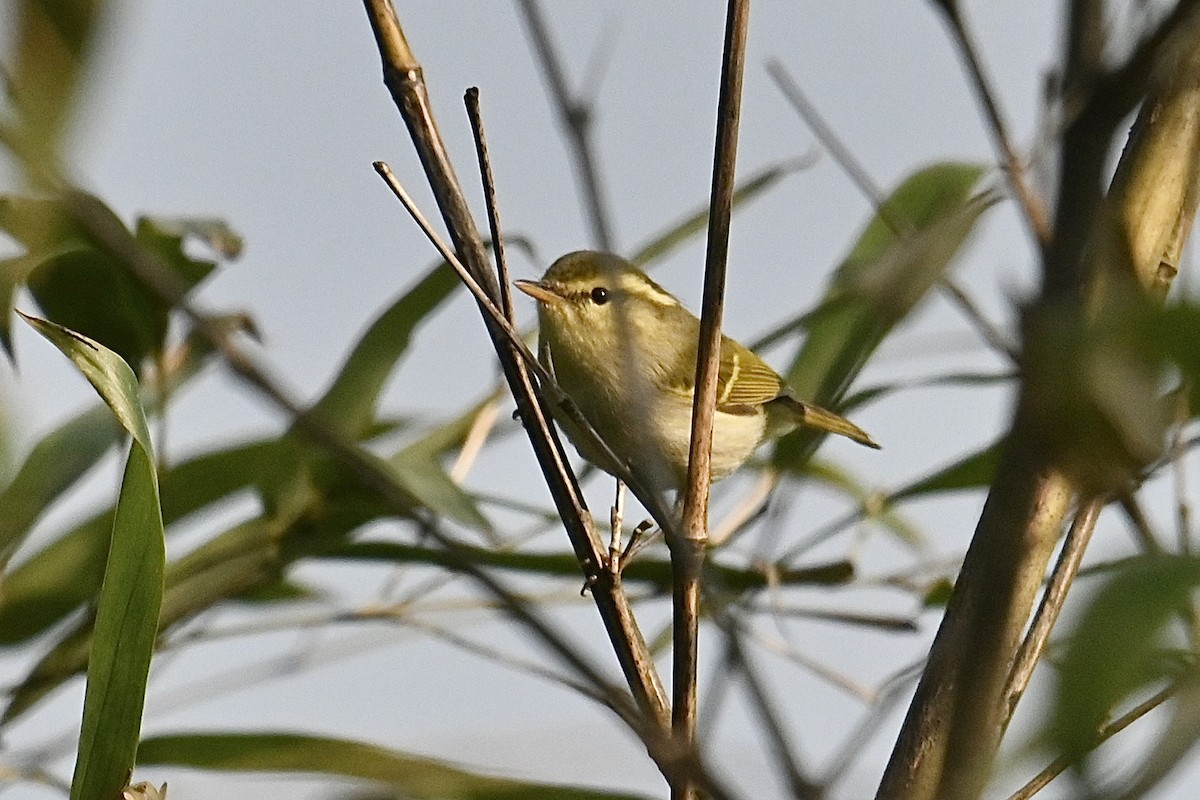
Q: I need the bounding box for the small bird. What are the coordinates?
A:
[515,251,879,494]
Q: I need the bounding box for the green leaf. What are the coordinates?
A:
[1156,303,1200,414]
[629,159,806,267]
[19,315,164,800]
[69,444,163,800]
[10,0,111,158]
[772,162,989,471]
[330,540,852,593]
[5,195,231,374]
[1049,555,1200,765]
[388,401,501,532]
[134,216,220,288]
[26,247,166,373]
[4,487,379,719]
[137,732,654,800]
[21,314,151,445]
[0,510,112,646]
[0,403,121,565]
[312,259,461,439]
[137,215,244,260]
[889,440,1003,503]
[0,438,279,647]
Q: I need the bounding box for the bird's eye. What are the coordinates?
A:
[590,287,609,305]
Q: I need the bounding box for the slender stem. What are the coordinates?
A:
[1006,683,1176,800]
[724,626,823,799]
[364,0,676,755]
[1001,498,1103,727]
[516,0,616,250]
[934,3,1052,246]
[464,88,515,321]
[674,2,751,798]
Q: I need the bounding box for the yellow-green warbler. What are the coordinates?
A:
[516,251,879,494]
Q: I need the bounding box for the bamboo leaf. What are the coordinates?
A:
[137,731,654,800]
[772,162,989,471]
[1049,555,1200,766]
[0,438,279,646]
[0,403,120,564]
[10,0,111,156]
[19,314,164,800]
[311,259,460,439]
[889,440,1003,503]
[629,159,806,267]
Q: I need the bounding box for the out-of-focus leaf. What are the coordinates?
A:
[134,216,219,288]
[19,315,163,800]
[1156,303,1200,414]
[630,159,808,267]
[312,260,460,439]
[26,246,169,372]
[837,370,1016,411]
[1049,555,1200,765]
[0,510,112,646]
[1113,677,1200,800]
[390,455,490,532]
[388,402,499,532]
[3,195,233,373]
[138,215,244,260]
[889,440,1003,503]
[923,578,955,608]
[773,162,989,471]
[4,485,382,719]
[0,438,280,646]
[1023,280,1170,495]
[0,403,120,565]
[137,732,654,800]
[331,540,852,593]
[802,459,925,549]
[11,0,110,157]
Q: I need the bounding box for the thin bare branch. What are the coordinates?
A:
[516,0,616,250]
[933,2,1052,246]
[361,0,681,777]
[1006,683,1177,800]
[674,3,751,797]
[724,627,824,799]
[464,88,515,321]
[1002,498,1103,727]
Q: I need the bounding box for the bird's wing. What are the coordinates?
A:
[717,337,787,408]
[661,334,785,414]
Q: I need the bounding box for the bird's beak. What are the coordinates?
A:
[514,279,563,305]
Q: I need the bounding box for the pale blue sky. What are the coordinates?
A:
[3,3,1196,799]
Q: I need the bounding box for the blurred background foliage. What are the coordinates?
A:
[0,1,1199,799]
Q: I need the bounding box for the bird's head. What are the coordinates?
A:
[515,251,683,358]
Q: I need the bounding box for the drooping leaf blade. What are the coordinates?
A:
[311,259,460,439]
[773,162,990,471]
[19,314,164,800]
[630,159,808,267]
[0,403,121,565]
[137,731,654,800]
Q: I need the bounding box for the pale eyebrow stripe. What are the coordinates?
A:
[620,275,678,307]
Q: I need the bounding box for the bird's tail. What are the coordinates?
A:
[776,396,881,449]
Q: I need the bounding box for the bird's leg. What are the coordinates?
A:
[622,494,683,566]
[621,518,658,567]
[608,478,626,574]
